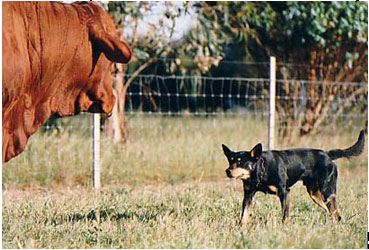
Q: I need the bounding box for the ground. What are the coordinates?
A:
[2,116,368,248]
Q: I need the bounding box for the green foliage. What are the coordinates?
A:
[301,3,365,43]
[266,2,368,47]
[103,2,196,75]
[189,2,367,136]
[96,3,367,139]
[272,1,368,74]
[192,2,368,80]
[102,2,367,79]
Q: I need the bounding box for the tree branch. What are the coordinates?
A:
[122,57,157,94]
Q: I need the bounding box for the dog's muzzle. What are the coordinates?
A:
[226,168,233,178]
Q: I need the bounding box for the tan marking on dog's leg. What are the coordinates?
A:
[239,195,252,227]
[309,190,329,213]
[240,203,252,227]
[326,195,341,221]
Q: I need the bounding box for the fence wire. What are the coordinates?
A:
[9,74,366,187]
[43,74,367,136]
[119,75,367,131]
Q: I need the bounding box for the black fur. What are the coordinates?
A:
[327,130,365,160]
[222,130,365,225]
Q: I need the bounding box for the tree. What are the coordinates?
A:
[103,2,187,142]
[103,1,230,142]
[102,2,367,142]
[191,2,368,137]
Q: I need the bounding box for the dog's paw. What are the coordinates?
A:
[283,217,291,224]
[239,220,247,227]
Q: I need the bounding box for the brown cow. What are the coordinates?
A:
[2,1,132,162]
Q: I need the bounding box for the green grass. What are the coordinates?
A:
[3,174,367,248]
[2,115,368,248]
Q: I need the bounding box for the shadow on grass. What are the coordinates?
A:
[50,206,175,225]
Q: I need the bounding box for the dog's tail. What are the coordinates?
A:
[327,130,365,160]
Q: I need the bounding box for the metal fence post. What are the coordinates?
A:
[268,56,276,151]
[93,113,101,189]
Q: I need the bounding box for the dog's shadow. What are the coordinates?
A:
[49,206,168,226]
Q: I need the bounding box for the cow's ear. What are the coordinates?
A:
[89,22,132,64]
[250,143,262,159]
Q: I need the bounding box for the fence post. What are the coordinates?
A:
[93,113,101,189]
[268,56,276,151]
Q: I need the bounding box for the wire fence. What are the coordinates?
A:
[10,71,366,188]
[41,74,367,136]
[122,75,271,116]
[120,74,367,130]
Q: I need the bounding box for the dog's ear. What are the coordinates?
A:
[250,143,262,159]
[222,144,233,159]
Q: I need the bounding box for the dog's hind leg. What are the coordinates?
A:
[305,163,341,221]
[322,163,341,221]
[307,188,341,221]
[308,189,330,213]
[305,180,330,213]
[325,195,341,221]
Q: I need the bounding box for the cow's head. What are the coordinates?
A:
[2,1,132,163]
[74,2,132,116]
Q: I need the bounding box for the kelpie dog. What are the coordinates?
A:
[222,130,365,226]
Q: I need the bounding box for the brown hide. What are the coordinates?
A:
[2,1,132,163]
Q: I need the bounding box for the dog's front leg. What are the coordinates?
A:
[240,186,254,227]
[278,189,290,223]
[240,194,252,227]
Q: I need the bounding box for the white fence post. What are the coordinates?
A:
[93,113,101,189]
[268,56,276,151]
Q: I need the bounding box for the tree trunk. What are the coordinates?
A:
[105,58,157,143]
[105,64,128,143]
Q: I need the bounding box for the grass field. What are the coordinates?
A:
[2,115,368,248]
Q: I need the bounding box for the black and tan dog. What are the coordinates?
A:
[222,130,365,226]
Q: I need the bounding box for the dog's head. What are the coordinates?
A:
[222,143,263,180]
